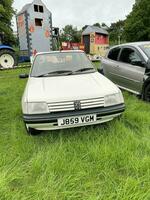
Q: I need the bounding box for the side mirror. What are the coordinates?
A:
[19,74,29,79]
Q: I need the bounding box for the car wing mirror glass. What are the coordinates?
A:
[19,74,29,79]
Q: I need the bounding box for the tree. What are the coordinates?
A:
[93,22,109,29]
[60,25,81,43]
[124,0,150,42]
[135,0,141,4]
[93,23,101,28]
[101,23,109,30]
[0,0,15,45]
[108,20,125,45]
[101,22,107,27]
[82,25,88,31]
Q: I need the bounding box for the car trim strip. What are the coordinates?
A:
[109,72,140,83]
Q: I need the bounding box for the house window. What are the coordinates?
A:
[34,5,38,12]
[34,4,44,13]
[39,6,44,13]
[35,18,43,26]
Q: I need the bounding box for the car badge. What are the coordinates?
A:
[74,100,81,110]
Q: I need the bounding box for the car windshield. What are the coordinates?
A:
[31,52,95,77]
[140,43,150,58]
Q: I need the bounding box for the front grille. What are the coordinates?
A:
[47,97,104,112]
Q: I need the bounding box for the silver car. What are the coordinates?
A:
[101,42,150,101]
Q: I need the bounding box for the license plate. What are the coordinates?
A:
[58,114,96,127]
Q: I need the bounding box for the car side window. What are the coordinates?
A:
[107,47,121,61]
[119,48,144,66]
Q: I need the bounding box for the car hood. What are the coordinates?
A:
[25,72,119,102]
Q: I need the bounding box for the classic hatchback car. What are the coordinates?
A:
[101,42,150,101]
[20,50,125,135]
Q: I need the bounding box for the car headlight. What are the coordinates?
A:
[26,102,49,114]
[104,91,124,107]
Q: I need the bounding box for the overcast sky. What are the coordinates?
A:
[12,0,135,30]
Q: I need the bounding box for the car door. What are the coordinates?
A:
[102,47,122,84]
[114,46,146,94]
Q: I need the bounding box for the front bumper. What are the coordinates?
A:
[23,104,125,130]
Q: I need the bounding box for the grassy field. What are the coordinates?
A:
[0,67,150,200]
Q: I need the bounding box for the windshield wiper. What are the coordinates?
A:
[36,70,73,77]
[35,68,95,77]
[74,67,95,73]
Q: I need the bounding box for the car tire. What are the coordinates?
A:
[143,84,150,102]
[24,123,41,135]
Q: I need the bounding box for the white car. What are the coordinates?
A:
[20,50,125,135]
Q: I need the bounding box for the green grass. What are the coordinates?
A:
[92,61,100,69]
[0,68,150,200]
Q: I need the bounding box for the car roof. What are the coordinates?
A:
[112,41,150,49]
[36,50,84,55]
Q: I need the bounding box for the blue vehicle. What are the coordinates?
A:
[0,34,17,69]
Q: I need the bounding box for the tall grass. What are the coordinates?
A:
[0,68,150,200]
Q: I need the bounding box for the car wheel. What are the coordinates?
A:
[143,84,150,102]
[24,123,41,135]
